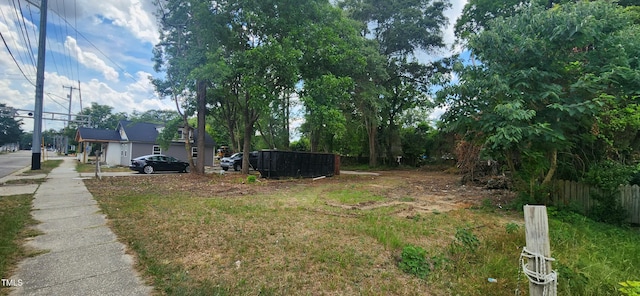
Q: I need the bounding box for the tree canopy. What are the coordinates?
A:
[439,1,640,190]
[150,0,451,170]
[0,104,23,147]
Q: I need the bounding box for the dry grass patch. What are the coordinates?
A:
[86,171,526,295]
[19,159,62,175]
[1,178,46,186]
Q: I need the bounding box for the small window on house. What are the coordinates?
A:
[153,145,161,155]
[191,147,198,158]
[177,129,185,140]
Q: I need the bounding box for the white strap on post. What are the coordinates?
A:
[520,247,557,296]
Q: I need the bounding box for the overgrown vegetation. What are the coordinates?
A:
[440,1,640,213]
[86,173,640,295]
[583,161,635,224]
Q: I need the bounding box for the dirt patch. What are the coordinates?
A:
[335,170,515,217]
[98,169,515,216]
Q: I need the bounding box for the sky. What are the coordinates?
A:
[0,0,467,134]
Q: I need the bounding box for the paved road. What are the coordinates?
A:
[0,150,32,179]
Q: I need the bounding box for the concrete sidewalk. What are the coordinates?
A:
[9,157,152,296]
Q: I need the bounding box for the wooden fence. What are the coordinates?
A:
[553,180,640,224]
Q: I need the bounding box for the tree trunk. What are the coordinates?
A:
[243,115,253,174]
[310,130,320,152]
[284,94,290,149]
[196,79,207,174]
[385,119,396,165]
[542,148,558,186]
[366,118,377,167]
[241,92,258,174]
[171,84,195,171]
[222,95,238,155]
[256,121,274,149]
[183,124,195,170]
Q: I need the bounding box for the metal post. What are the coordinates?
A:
[31,0,48,170]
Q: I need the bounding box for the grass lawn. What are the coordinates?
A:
[76,162,132,173]
[0,194,40,296]
[0,159,61,296]
[85,172,640,295]
[20,159,62,175]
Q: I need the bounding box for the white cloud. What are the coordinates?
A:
[91,1,159,45]
[64,37,119,82]
[126,71,154,94]
[80,77,173,116]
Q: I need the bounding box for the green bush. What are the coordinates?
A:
[450,227,480,254]
[583,161,634,225]
[247,175,257,184]
[398,245,430,279]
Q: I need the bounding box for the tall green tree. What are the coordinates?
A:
[131,109,180,124]
[339,0,450,166]
[153,0,219,174]
[0,104,22,147]
[77,102,125,130]
[295,6,369,153]
[439,1,640,192]
[454,0,575,42]
[202,0,362,172]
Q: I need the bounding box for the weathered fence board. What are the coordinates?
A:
[553,180,640,224]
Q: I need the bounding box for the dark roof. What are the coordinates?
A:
[76,127,120,142]
[118,120,160,143]
[76,120,215,146]
[193,129,216,146]
[118,120,216,146]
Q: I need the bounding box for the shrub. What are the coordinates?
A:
[246,175,257,184]
[583,161,634,225]
[398,245,431,279]
[450,227,480,254]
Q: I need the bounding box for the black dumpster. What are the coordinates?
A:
[257,150,336,179]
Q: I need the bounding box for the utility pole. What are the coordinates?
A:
[62,85,78,155]
[77,80,83,111]
[63,85,78,126]
[31,0,48,170]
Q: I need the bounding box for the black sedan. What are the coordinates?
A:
[129,154,190,174]
[220,151,259,171]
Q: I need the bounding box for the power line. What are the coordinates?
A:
[26,1,61,76]
[74,0,79,82]
[60,0,76,81]
[15,0,37,67]
[0,3,35,79]
[18,0,145,85]
[43,3,139,84]
[11,0,36,68]
[0,31,36,86]
[73,28,137,83]
[45,92,68,109]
